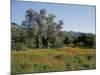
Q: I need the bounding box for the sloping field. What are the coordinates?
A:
[11,47,96,74]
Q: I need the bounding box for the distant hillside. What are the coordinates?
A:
[61,31,95,39]
[67,31,84,37]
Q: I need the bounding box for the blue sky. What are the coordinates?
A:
[12,0,96,33]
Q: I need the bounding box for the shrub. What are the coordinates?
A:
[12,43,27,51]
[75,42,84,47]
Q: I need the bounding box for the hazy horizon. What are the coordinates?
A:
[12,0,96,34]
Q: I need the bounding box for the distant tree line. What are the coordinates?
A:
[63,33,96,48]
[11,9,96,50]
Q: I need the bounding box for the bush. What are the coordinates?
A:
[73,34,95,48]
[63,36,73,45]
[12,43,27,51]
[75,42,84,47]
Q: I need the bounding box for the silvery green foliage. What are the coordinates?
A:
[21,9,64,48]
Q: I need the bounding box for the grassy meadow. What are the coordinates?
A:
[11,47,96,74]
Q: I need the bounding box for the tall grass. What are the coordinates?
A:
[11,47,96,74]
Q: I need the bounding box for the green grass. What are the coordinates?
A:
[11,47,96,74]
